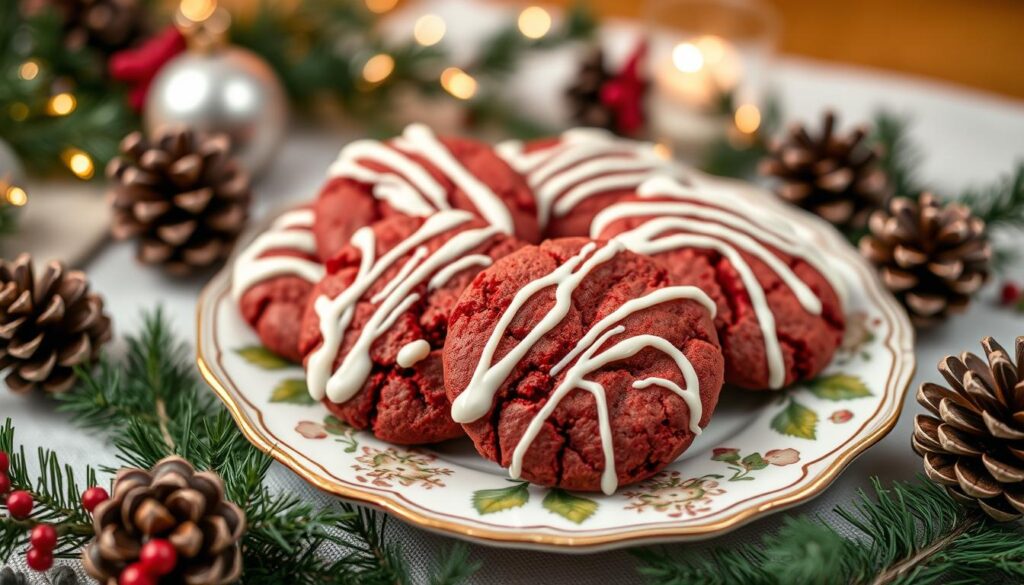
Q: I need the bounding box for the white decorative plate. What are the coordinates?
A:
[197,175,915,552]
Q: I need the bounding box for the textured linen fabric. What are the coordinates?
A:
[3,48,1024,583]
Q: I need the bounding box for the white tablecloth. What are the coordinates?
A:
[5,19,1024,584]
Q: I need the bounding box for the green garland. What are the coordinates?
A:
[1,310,478,584]
[634,478,1024,584]
[0,1,594,180]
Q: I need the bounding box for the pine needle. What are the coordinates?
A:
[633,477,1024,585]
[957,162,1024,231]
[871,110,924,199]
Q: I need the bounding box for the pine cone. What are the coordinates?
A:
[48,0,145,52]
[859,193,990,327]
[760,111,889,229]
[83,457,246,585]
[107,128,251,276]
[0,567,28,585]
[0,254,112,394]
[914,337,1024,521]
[565,47,615,130]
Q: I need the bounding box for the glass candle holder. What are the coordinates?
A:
[645,0,778,156]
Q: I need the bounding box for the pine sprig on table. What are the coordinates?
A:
[0,421,97,562]
[871,110,923,199]
[633,478,1024,585]
[957,162,1024,231]
[34,309,480,584]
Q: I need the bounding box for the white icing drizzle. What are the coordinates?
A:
[397,339,431,368]
[427,254,492,291]
[327,124,514,234]
[231,209,324,300]
[593,175,845,389]
[496,128,679,229]
[450,240,715,494]
[306,210,502,403]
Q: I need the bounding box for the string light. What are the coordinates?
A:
[652,142,673,160]
[365,0,398,14]
[5,186,28,207]
[47,92,76,116]
[413,14,446,46]
[440,67,477,100]
[517,6,551,39]
[734,104,761,134]
[18,61,39,81]
[62,148,95,180]
[362,53,395,84]
[672,42,704,73]
[179,0,217,22]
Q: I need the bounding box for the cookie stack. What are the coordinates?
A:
[232,124,846,494]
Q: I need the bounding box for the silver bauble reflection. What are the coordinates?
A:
[144,46,288,174]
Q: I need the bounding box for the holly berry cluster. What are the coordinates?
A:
[1000,281,1024,310]
[1,452,129,578]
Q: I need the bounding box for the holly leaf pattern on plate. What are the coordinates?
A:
[236,346,293,370]
[807,374,872,401]
[271,378,316,405]
[771,399,818,440]
[542,489,598,524]
[472,482,530,515]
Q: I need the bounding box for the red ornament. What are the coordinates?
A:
[599,40,648,137]
[119,563,157,585]
[0,451,8,472]
[26,547,53,572]
[5,490,33,519]
[1001,282,1021,306]
[108,26,187,112]
[30,524,58,551]
[0,473,9,494]
[139,538,178,576]
[81,486,110,512]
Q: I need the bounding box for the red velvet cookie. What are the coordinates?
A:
[299,210,526,444]
[313,123,539,259]
[592,176,845,390]
[234,208,324,362]
[444,238,724,493]
[496,128,684,239]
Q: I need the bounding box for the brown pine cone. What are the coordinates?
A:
[107,128,251,276]
[47,0,145,52]
[859,193,990,327]
[760,110,889,229]
[913,337,1024,521]
[83,456,246,585]
[0,254,112,394]
[565,46,615,131]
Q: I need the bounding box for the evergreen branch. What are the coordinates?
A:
[633,477,1024,585]
[429,543,481,585]
[470,2,596,77]
[871,110,923,199]
[54,309,483,582]
[0,204,18,238]
[0,420,96,562]
[957,162,1024,231]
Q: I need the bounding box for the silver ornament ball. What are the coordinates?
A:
[145,46,288,174]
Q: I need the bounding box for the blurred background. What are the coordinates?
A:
[542,0,1024,100]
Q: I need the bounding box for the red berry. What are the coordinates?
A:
[26,547,53,571]
[0,473,10,494]
[1002,282,1021,305]
[119,563,156,585]
[0,452,8,472]
[81,486,110,512]
[30,524,58,551]
[5,490,33,519]
[139,538,178,576]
